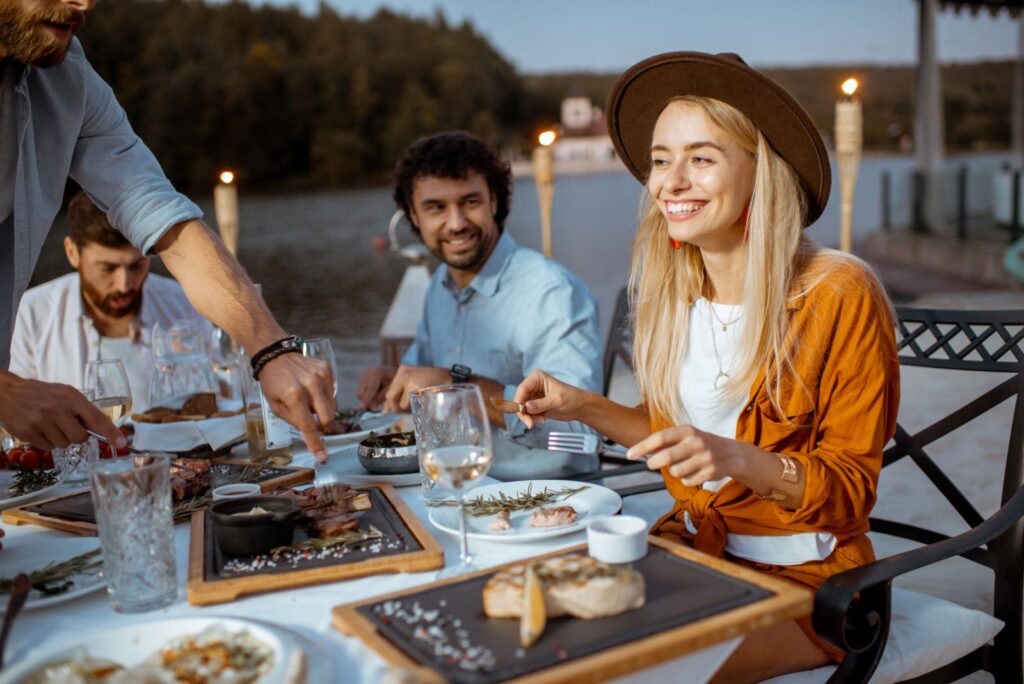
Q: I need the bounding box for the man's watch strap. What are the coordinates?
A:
[450,363,472,384]
[251,335,303,380]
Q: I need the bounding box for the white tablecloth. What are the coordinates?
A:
[0,446,741,682]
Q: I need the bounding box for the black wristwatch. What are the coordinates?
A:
[450,363,472,384]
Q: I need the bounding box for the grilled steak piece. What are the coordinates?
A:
[488,509,511,532]
[181,392,218,417]
[529,506,578,528]
[484,554,645,619]
[309,513,359,538]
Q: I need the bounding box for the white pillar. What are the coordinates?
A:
[1013,17,1024,170]
[915,0,946,232]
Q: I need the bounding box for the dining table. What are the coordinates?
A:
[0,437,808,683]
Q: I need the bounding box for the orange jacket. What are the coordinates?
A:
[649,257,899,658]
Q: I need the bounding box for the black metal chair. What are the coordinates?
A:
[813,306,1024,683]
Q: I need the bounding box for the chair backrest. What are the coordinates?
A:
[602,287,634,397]
[872,306,1024,680]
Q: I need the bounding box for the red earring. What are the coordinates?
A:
[670,238,681,249]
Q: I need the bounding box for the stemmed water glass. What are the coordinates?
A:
[302,337,338,398]
[85,359,133,426]
[410,384,493,578]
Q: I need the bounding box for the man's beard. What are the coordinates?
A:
[0,0,85,68]
[81,278,142,319]
[429,227,493,271]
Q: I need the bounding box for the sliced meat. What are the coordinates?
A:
[488,509,511,532]
[529,506,578,528]
[309,513,359,538]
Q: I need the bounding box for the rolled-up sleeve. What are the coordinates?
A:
[69,60,201,255]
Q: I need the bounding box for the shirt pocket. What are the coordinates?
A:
[753,384,817,453]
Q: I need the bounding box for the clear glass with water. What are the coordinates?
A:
[53,437,99,484]
[89,454,177,613]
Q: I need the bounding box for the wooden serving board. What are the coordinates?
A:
[332,536,813,684]
[0,460,313,536]
[186,483,443,606]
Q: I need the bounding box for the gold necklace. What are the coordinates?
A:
[708,299,743,332]
[707,301,731,390]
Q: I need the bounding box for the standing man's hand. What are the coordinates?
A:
[357,367,397,410]
[0,370,125,450]
[257,354,335,464]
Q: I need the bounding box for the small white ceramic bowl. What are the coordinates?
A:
[211,482,262,501]
[587,515,648,564]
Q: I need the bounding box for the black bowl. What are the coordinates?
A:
[357,431,419,475]
[209,495,298,557]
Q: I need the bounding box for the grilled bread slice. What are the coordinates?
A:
[483,553,645,620]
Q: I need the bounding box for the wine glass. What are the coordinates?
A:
[302,337,338,398]
[410,384,492,578]
[85,359,133,426]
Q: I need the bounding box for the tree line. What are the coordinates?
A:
[78,0,1017,192]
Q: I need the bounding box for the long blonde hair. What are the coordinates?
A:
[630,96,848,423]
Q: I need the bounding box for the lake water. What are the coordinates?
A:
[28,151,1015,402]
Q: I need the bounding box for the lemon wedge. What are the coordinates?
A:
[520,564,547,648]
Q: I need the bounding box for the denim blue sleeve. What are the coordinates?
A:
[69,59,202,255]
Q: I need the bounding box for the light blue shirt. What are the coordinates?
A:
[402,231,603,436]
[1,40,202,369]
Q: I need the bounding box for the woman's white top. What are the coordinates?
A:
[678,298,836,566]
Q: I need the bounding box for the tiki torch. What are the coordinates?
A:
[835,78,862,253]
[533,130,557,258]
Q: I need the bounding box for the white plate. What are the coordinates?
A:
[323,443,421,487]
[428,479,622,543]
[0,616,305,684]
[0,538,105,612]
[0,469,59,511]
[292,411,401,446]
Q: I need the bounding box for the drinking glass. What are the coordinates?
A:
[302,337,338,398]
[85,359,133,426]
[89,454,177,613]
[210,326,244,400]
[410,384,492,578]
[52,437,99,484]
[149,320,218,407]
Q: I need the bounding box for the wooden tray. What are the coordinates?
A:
[187,483,443,606]
[332,536,813,684]
[0,460,312,536]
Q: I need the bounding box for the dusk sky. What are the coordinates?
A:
[257,0,1023,72]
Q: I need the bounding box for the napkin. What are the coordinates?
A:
[132,399,246,452]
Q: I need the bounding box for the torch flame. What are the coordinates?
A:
[219,171,235,184]
[841,78,859,97]
[538,130,557,147]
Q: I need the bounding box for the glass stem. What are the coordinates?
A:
[456,489,470,565]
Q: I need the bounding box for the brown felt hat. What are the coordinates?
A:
[606,51,830,227]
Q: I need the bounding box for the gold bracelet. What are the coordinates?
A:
[760,488,787,502]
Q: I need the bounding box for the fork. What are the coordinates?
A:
[312,460,348,503]
[546,432,600,455]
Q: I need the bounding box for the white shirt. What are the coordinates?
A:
[680,298,836,566]
[8,272,212,412]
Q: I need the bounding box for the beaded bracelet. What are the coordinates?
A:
[250,335,302,380]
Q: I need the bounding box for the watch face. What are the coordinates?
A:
[450,364,471,382]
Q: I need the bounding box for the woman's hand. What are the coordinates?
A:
[512,370,591,430]
[628,424,752,486]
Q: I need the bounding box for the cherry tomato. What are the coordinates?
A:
[42,450,54,468]
[19,449,42,470]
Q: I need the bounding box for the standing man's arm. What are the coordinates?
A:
[154,220,334,461]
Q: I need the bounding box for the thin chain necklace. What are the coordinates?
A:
[708,298,743,332]
[707,300,732,390]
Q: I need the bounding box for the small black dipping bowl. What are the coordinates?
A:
[209,495,299,557]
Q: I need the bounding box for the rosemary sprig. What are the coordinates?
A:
[7,468,59,497]
[270,524,383,557]
[0,548,103,596]
[173,495,210,519]
[428,484,589,517]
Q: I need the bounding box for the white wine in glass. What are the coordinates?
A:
[410,384,492,579]
[85,359,133,427]
[302,337,338,398]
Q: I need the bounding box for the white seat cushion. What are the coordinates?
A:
[762,587,1003,684]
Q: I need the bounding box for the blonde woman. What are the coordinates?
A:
[513,52,899,681]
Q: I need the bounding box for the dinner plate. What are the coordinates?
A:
[0,616,305,684]
[0,537,105,611]
[0,469,60,511]
[428,479,622,543]
[322,443,422,487]
[291,411,402,446]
